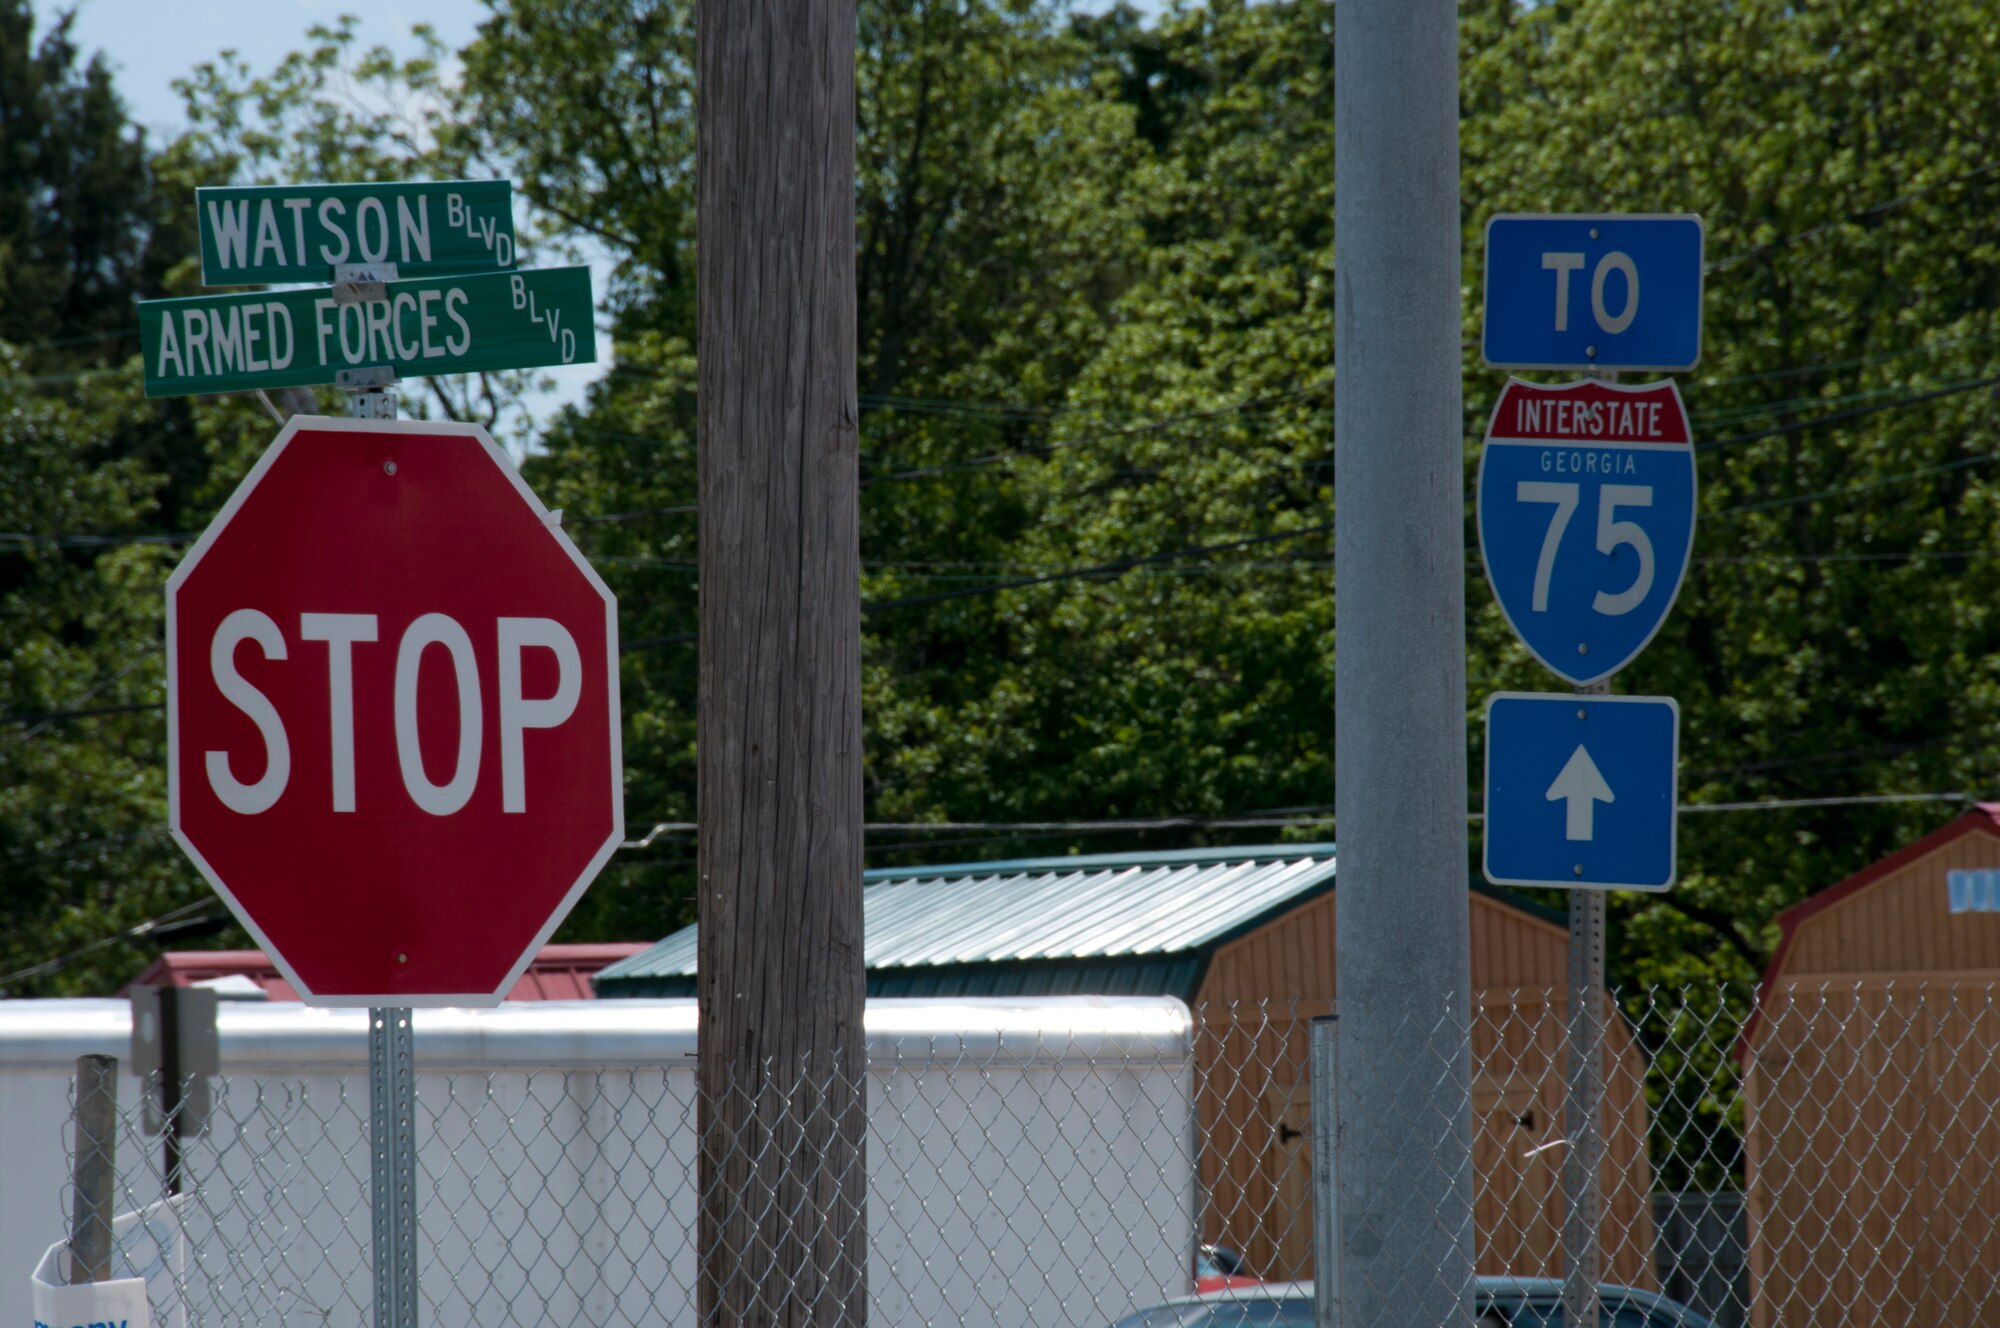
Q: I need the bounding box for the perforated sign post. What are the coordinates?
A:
[166,417,621,1328]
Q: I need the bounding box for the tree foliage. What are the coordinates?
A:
[12,0,2000,1024]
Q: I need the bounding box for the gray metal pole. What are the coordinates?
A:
[1563,643,1614,1325]
[370,1007,418,1328]
[68,1054,119,1284]
[1332,0,1475,1324]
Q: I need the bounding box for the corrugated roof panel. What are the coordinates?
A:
[594,845,1338,985]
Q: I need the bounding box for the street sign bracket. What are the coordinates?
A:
[337,366,400,391]
[335,262,399,307]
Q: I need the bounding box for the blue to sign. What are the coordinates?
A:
[1483,214,1704,372]
[1484,693,1679,893]
[1477,378,1697,686]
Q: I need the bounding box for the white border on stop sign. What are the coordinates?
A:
[164,414,625,1008]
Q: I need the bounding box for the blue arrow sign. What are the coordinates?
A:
[1477,378,1697,686]
[1483,214,1704,372]
[1484,692,1679,892]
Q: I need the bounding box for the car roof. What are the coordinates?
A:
[1173,1277,1696,1309]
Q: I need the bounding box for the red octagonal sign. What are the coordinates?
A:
[168,417,622,1006]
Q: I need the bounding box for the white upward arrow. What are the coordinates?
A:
[1546,744,1615,841]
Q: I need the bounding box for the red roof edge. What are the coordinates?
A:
[120,943,649,1003]
[1733,803,2000,1064]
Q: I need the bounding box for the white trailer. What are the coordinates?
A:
[3,995,1195,1328]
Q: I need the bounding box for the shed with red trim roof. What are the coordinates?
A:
[1737,804,2000,1328]
[122,944,647,1003]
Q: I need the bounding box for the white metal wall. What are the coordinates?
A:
[2,996,1196,1328]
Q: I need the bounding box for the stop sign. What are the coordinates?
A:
[167,417,623,1006]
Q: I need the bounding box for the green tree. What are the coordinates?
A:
[0,3,233,996]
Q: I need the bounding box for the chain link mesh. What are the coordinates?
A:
[52,985,2000,1328]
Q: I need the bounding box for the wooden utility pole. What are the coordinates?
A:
[695,1,866,1327]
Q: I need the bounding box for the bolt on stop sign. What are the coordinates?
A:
[167,417,622,1006]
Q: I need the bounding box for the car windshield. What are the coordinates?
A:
[1111,1301,1315,1328]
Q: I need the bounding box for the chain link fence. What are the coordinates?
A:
[42,985,2000,1328]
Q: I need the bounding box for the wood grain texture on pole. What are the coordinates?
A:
[695,1,866,1327]
[69,1053,119,1284]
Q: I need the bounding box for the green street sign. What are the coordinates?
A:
[197,180,516,285]
[139,266,594,399]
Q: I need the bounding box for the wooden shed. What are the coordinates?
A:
[1737,804,2000,1328]
[599,844,1655,1287]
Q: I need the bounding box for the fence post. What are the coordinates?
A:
[69,1053,119,1284]
[1310,1016,1340,1328]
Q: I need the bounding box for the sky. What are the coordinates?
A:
[46,0,602,427]
[42,0,1140,431]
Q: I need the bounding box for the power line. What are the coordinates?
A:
[1695,549,1996,566]
[622,519,1338,649]
[1713,447,2000,520]
[1695,327,2000,390]
[0,530,198,551]
[1695,370,2000,454]
[0,898,219,992]
[1677,791,1975,814]
[565,382,1334,489]
[621,788,1981,851]
[3,700,162,726]
[1708,157,2000,276]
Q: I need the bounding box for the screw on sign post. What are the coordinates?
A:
[166,416,622,1328]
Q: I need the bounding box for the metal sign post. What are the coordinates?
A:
[353,327,416,1328]
[158,175,621,1328]
[1562,660,1609,1328]
[1476,322,1698,1321]
[1561,885,1606,1328]
[369,1008,418,1328]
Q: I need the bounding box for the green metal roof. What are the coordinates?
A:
[595,844,1339,996]
[594,843,1564,1000]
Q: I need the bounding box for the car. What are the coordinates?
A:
[1194,1244,1263,1294]
[1114,1276,1715,1328]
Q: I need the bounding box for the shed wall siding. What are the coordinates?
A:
[1785,827,2000,977]
[1189,890,1652,1289]
[1744,980,2000,1328]
[1194,889,1571,1007]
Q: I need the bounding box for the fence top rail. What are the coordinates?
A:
[0,995,1194,1071]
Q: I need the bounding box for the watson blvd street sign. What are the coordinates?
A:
[1483,213,1705,372]
[1484,692,1679,892]
[139,265,593,398]
[198,180,516,284]
[1477,376,1697,686]
[167,417,623,1006]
